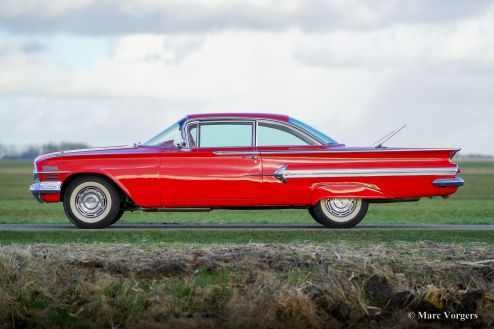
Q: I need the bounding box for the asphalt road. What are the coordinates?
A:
[0,224,493,231]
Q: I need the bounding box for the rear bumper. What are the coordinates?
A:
[30,181,62,203]
[432,177,464,188]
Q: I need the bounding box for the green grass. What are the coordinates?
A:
[1,159,493,328]
[0,160,493,225]
[0,160,33,168]
[1,230,494,245]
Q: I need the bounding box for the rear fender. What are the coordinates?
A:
[311,182,393,205]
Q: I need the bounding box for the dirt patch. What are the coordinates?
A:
[1,242,494,328]
[364,274,393,305]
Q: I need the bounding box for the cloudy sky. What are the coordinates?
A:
[0,0,493,154]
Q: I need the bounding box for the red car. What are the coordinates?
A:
[30,113,464,228]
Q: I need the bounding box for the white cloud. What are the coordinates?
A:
[0,0,492,34]
[0,1,493,154]
[0,0,95,16]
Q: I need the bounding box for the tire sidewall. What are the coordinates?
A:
[63,176,120,228]
[313,198,369,228]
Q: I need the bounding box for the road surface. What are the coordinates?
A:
[0,224,493,231]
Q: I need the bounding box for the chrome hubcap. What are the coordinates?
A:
[325,198,357,217]
[75,187,107,218]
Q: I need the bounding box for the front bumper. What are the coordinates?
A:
[432,177,465,188]
[30,181,62,203]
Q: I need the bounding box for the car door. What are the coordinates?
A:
[160,120,262,207]
[256,120,327,205]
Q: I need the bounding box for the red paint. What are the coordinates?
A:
[33,114,462,209]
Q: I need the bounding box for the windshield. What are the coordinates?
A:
[143,119,185,147]
[288,117,338,145]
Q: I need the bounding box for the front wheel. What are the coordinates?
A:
[63,176,121,229]
[309,198,368,228]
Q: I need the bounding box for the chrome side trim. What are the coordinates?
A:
[272,165,459,183]
[213,151,261,156]
[273,164,288,183]
[261,148,460,155]
[38,171,70,174]
[432,178,465,188]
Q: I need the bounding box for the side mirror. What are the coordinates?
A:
[177,142,192,151]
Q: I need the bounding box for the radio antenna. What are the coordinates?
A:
[374,124,407,148]
[373,130,396,147]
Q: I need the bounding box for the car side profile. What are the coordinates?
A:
[30,113,464,228]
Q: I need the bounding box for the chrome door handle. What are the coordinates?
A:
[243,155,259,160]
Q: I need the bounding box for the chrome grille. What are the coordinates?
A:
[41,173,60,181]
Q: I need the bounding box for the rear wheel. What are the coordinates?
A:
[308,207,324,225]
[309,198,368,228]
[63,176,121,228]
[111,210,125,225]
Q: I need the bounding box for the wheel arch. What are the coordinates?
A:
[60,172,132,204]
[311,182,393,205]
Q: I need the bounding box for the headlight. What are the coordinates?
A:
[33,163,40,183]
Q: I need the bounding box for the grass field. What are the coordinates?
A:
[0,159,493,226]
[1,159,494,328]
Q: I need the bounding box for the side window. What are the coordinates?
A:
[258,122,312,146]
[199,122,253,148]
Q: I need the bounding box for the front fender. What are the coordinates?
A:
[311,182,393,205]
[62,170,134,199]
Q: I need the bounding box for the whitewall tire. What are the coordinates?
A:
[309,198,368,228]
[63,176,122,228]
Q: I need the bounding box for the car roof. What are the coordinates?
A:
[186,113,289,121]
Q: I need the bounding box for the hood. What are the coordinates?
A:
[34,145,137,162]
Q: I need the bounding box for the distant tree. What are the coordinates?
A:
[1,143,91,160]
[18,147,42,161]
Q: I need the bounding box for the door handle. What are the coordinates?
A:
[243,155,259,160]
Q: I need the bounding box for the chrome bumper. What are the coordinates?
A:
[30,181,62,203]
[432,177,464,188]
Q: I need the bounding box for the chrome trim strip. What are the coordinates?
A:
[60,145,130,154]
[256,119,321,145]
[273,164,288,183]
[261,148,460,154]
[182,120,199,149]
[38,171,70,175]
[181,116,327,149]
[42,165,58,171]
[30,181,62,194]
[432,178,465,188]
[183,119,256,149]
[213,151,261,156]
[272,165,459,183]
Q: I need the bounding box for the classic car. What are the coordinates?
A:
[30,113,464,228]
